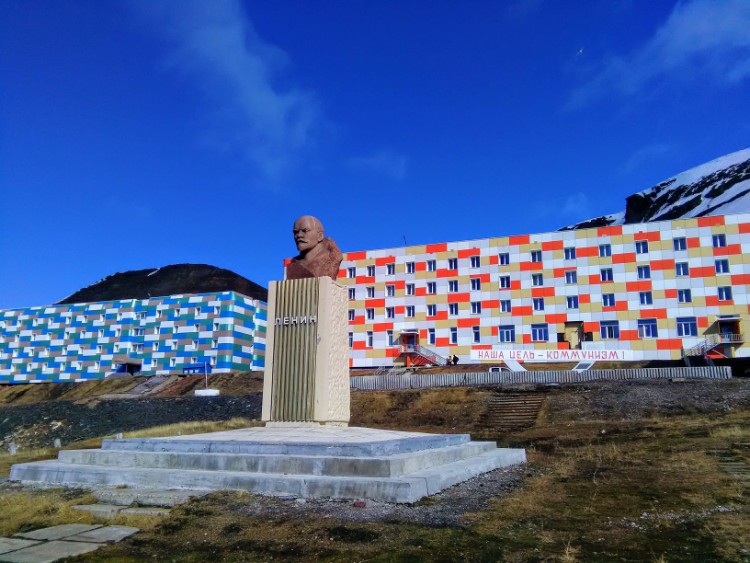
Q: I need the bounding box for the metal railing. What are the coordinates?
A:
[350,366,732,391]
[683,333,744,357]
[400,344,448,366]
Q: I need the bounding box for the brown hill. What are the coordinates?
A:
[57,263,267,305]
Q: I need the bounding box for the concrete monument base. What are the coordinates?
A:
[10,426,525,504]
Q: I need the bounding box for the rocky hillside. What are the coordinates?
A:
[561,147,750,230]
[58,263,267,305]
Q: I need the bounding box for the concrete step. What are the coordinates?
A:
[91,487,206,507]
[58,442,495,478]
[9,426,526,504]
[10,448,525,504]
[100,432,470,457]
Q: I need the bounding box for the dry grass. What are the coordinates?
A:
[0,489,97,536]
[0,418,260,478]
[351,387,493,431]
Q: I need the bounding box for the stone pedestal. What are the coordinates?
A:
[261,277,349,426]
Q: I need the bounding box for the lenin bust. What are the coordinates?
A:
[286,215,343,280]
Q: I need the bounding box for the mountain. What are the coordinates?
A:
[560,148,750,230]
[58,264,268,305]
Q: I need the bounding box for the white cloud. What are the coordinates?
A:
[560,192,591,218]
[569,0,750,107]
[134,0,320,180]
[620,143,675,175]
[348,150,408,181]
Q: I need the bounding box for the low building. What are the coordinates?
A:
[338,213,750,368]
[0,291,266,383]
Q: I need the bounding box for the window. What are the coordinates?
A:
[600,320,620,339]
[449,280,458,292]
[386,263,395,275]
[471,301,482,315]
[348,287,355,300]
[366,265,375,277]
[564,247,576,260]
[639,291,653,305]
[349,332,353,347]
[386,284,395,297]
[428,328,436,345]
[137,312,147,320]
[638,319,658,339]
[406,283,415,296]
[134,344,144,353]
[348,310,355,321]
[448,258,458,270]
[347,267,356,278]
[673,237,687,251]
[565,270,578,284]
[366,308,375,320]
[427,304,437,317]
[191,339,199,349]
[533,298,545,311]
[427,282,437,294]
[386,307,395,319]
[677,317,698,337]
[427,259,437,272]
[532,273,543,286]
[501,300,512,313]
[530,250,542,263]
[153,342,159,351]
[470,278,481,291]
[635,240,649,254]
[498,325,515,343]
[450,327,458,344]
[567,296,579,309]
[406,305,415,318]
[678,289,692,303]
[498,253,510,265]
[712,234,726,248]
[366,286,375,298]
[170,358,176,368]
[637,265,651,280]
[367,331,373,347]
[715,259,729,274]
[718,286,732,301]
[473,326,480,343]
[499,276,511,289]
[387,330,394,346]
[211,339,218,349]
[675,262,689,276]
[600,268,613,282]
[531,323,548,342]
[406,262,416,274]
[449,303,459,316]
[470,256,481,268]
[599,244,611,257]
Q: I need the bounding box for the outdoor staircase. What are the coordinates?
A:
[683,333,744,365]
[484,394,546,432]
[400,344,448,367]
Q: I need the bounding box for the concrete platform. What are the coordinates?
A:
[10,427,525,504]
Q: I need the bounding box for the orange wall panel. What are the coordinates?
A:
[633,231,660,242]
[542,240,564,251]
[447,293,470,303]
[509,234,530,245]
[458,318,480,328]
[577,246,599,258]
[613,252,636,264]
[651,259,675,270]
[713,244,742,256]
[657,338,683,350]
[346,251,367,261]
[598,225,623,237]
[375,256,395,266]
[457,247,480,258]
[531,287,555,297]
[697,216,725,227]
[426,243,447,253]
[639,308,667,319]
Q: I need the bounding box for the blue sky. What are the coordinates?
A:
[1,0,749,309]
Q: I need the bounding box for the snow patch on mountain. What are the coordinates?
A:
[561,147,750,230]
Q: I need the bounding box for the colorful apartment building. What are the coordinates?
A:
[337,213,750,368]
[0,291,266,384]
